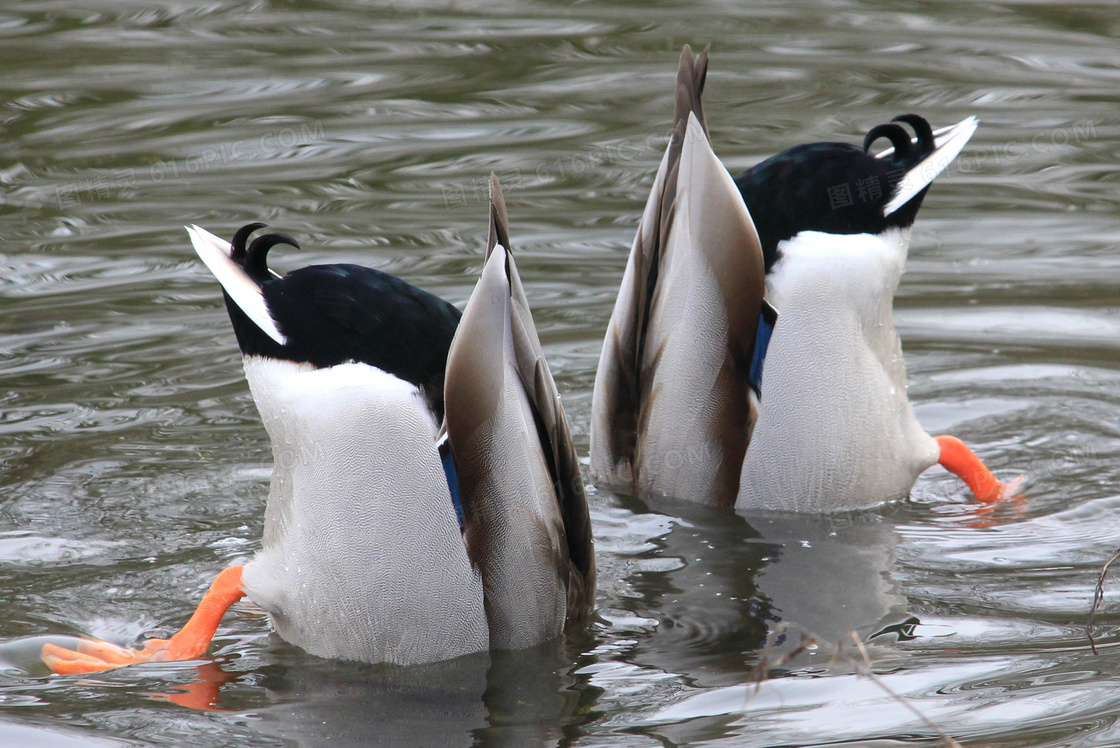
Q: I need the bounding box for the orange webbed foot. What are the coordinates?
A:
[935,435,1024,504]
[43,565,246,675]
[43,638,150,674]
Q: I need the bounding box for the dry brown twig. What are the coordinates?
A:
[746,623,962,748]
[1087,547,1120,655]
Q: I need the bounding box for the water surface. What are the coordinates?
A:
[2,1,1119,745]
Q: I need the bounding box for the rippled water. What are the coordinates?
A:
[1,1,1119,745]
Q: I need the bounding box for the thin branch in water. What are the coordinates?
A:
[849,633,962,748]
[1087,547,1120,655]
[746,623,960,748]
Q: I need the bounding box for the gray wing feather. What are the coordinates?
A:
[590,46,707,485]
[487,175,595,622]
[488,175,595,623]
[444,177,595,648]
[591,44,768,506]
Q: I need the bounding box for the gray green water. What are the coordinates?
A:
[1,1,1119,745]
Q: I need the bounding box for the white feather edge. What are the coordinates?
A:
[880,116,978,217]
[185,224,287,346]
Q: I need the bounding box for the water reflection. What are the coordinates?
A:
[606,494,919,688]
[202,641,594,748]
[742,509,914,647]
[248,650,489,748]
[0,633,594,748]
[605,496,773,688]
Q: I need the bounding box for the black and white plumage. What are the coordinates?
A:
[590,45,979,512]
[735,112,976,273]
[191,223,461,420]
[188,175,594,665]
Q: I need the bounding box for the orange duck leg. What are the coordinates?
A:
[935,435,1022,503]
[43,565,245,675]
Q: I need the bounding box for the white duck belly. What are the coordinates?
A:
[738,229,939,512]
[240,357,488,665]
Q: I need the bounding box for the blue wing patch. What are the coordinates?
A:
[748,301,778,397]
[438,439,464,527]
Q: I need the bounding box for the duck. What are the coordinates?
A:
[42,175,595,674]
[590,45,1018,513]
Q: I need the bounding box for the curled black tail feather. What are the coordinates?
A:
[892,114,935,157]
[226,222,299,283]
[213,223,461,419]
[245,233,300,282]
[863,123,913,160]
[231,222,267,261]
[735,112,945,270]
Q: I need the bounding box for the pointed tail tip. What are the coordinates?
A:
[677,42,711,61]
[674,43,710,140]
[488,171,504,206]
[487,172,511,257]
